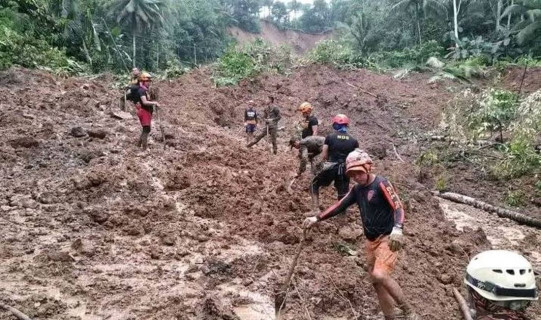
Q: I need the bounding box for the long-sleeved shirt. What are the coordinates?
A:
[316,176,405,241]
[298,136,325,175]
[263,105,281,128]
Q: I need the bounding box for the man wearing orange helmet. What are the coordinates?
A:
[303,149,419,320]
[133,72,160,151]
[298,102,318,138]
[309,114,359,212]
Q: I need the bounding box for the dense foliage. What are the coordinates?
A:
[0,0,539,74]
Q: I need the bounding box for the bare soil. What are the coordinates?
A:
[1,65,540,320]
[228,19,333,55]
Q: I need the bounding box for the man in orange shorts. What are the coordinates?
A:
[303,149,419,320]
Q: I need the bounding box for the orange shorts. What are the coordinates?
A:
[365,236,397,275]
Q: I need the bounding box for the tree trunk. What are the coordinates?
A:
[132,29,136,68]
[496,0,502,32]
[507,0,514,28]
[435,191,541,228]
[416,4,422,46]
[453,0,460,47]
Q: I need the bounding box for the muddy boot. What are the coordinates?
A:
[140,132,149,151]
[396,304,420,320]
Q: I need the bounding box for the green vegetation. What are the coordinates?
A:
[213,39,292,86]
[1,0,539,76]
[505,190,526,207]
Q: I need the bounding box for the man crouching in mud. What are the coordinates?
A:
[303,149,420,320]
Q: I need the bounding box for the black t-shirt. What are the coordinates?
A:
[245,108,257,121]
[324,132,359,163]
[301,115,318,138]
[134,87,153,112]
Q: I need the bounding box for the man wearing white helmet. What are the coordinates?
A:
[465,250,538,320]
[303,149,419,320]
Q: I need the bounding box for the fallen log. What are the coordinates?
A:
[452,288,473,320]
[345,82,378,98]
[0,303,33,320]
[435,191,541,228]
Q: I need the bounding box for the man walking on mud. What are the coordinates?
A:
[246,95,281,154]
[310,114,359,213]
[304,149,419,320]
[289,135,325,178]
[133,72,160,151]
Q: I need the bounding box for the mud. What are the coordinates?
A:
[1,65,540,320]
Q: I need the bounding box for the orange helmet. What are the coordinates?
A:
[298,102,313,114]
[332,114,349,125]
[138,72,152,82]
[345,149,373,176]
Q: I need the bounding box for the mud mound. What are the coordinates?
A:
[228,19,333,55]
[1,66,539,320]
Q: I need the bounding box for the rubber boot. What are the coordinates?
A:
[310,193,320,216]
[140,132,149,151]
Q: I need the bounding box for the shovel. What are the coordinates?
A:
[275,229,307,319]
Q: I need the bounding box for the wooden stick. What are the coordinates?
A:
[345,82,378,98]
[452,288,473,320]
[392,144,405,163]
[328,275,358,319]
[0,303,33,320]
[434,191,541,228]
[275,230,307,319]
[292,277,313,320]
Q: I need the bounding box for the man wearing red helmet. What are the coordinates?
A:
[309,114,359,212]
[303,149,419,320]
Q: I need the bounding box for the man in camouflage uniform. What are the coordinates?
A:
[465,250,538,320]
[246,95,281,155]
[289,135,325,177]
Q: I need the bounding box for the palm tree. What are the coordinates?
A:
[112,0,165,67]
[390,0,447,45]
[501,0,541,45]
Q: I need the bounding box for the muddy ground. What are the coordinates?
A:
[0,66,540,320]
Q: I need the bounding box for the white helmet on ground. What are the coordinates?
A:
[465,250,538,302]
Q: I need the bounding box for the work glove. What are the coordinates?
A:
[389,227,404,252]
[303,216,318,229]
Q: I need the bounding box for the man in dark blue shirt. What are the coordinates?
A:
[304,149,419,320]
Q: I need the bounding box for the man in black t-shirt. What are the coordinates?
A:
[303,149,419,320]
[133,72,159,151]
[244,101,258,143]
[298,102,318,138]
[246,95,281,155]
[310,114,359,213]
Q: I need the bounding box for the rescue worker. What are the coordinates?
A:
[297,102,319,138]
[303,149,419,320]
[133,72,159,151]
[246,95,281,154]
[310,114,359,212]
[465,250,538,320]
[244,101,258,143]
[120,67,140,111]
[289,135,325,177]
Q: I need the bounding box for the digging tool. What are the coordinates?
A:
[155,106,167,150]
[275,229,307,319]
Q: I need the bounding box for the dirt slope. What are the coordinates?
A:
[1,66,540,320]
[228,19,333,55]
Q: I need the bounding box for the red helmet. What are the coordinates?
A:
[332,114,349,125]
